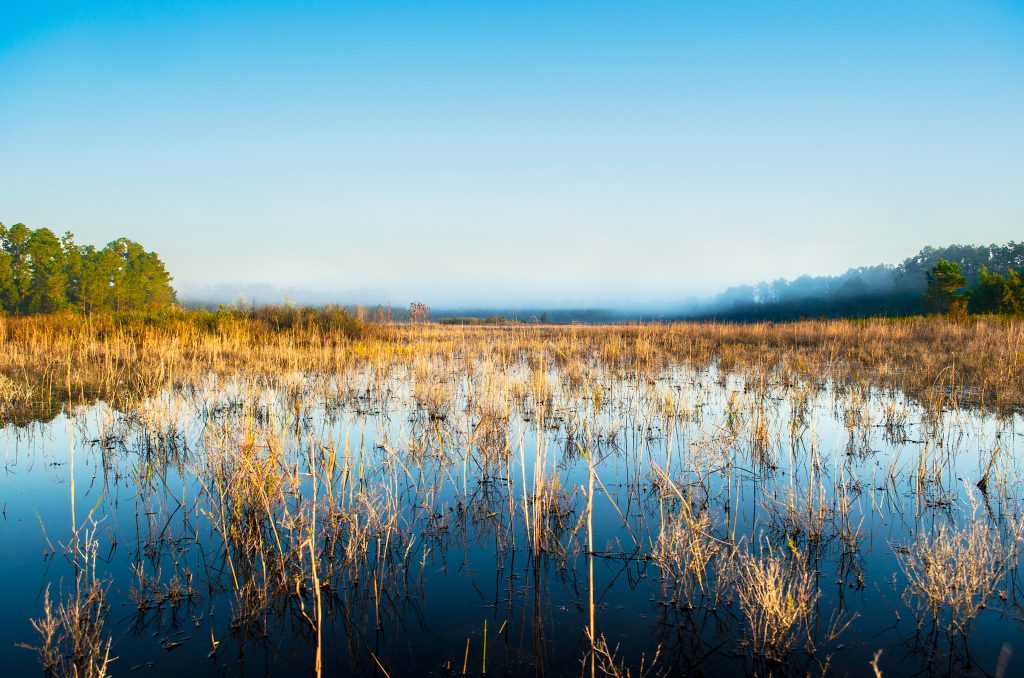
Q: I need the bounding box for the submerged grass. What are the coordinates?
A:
[19,525,114,678]
[897,494,1022,631]
[3,312,1023,675]
[728,545,820,659]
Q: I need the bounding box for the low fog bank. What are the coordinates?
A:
[178,242,1023,323]
[179,284,393,309]
[178,284,703,322]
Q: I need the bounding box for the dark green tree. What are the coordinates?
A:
[1005,270,1024,315]
[925,259,967,315]
[0,225,15,314]
[62,231,84,307]
[77,245,117,312]
[23,227,68,313]
[968,266,1024,315]
[4,223,32,311]
[970,266,1006,314]
[0,222,176,314]
[106,238,176,311]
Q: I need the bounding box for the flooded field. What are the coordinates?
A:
[1,317,1023,676]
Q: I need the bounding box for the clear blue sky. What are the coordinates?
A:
[1,1,1022,306]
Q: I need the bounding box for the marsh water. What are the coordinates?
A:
[2,362,1022,676]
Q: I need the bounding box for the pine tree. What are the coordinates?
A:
[0,241,14,314]
[24,227,68,313]
[0,222,177,314]
[969,266,1004,314]
[1000,270,1024,315]
[5,223,32,312]
[925,260,967,315]
[968,266,1024,315]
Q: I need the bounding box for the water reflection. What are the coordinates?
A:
[1,363,1022,676]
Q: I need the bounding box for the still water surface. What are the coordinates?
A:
[1,365,1022,676]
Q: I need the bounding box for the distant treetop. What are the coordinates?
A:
[0,222,176,315]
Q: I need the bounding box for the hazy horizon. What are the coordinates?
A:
[2,1,1022,307]
[173,238,1014,313]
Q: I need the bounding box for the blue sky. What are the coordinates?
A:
[1,1,1022,306]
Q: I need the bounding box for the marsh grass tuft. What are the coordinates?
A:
[727,545,819,659]
[653,500,722,605]
[19,526,114,678]
[896,497,1020,630]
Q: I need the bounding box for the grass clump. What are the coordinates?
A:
[652,503,722,605]
[19,527,114,678]
[729,547,819,659]
[897,512,1019,631]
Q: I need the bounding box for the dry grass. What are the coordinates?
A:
[584,627,665,678]
[896,499,1020,630]
[652,492,723,605]
[19,526,114,677]
[727,546,820,658]
[0,314,1022,426]
[5,312,1023,674]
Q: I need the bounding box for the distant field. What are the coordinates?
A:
[2,313,1021,421]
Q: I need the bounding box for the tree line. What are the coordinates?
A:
[695,241,1024,320]
[0,223,176,314]
[925,259,1023,316]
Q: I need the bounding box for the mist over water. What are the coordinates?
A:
[178,241,1024,322]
